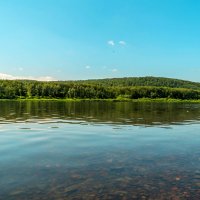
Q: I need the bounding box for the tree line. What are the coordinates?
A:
[0,79,200,100]
[66,76,200,90]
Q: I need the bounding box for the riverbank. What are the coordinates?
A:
[0,98,200,103]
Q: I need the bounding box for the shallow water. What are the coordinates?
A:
[0,101,200,199]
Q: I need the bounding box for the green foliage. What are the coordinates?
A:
[0,77,200,100]
[66,76,200,90]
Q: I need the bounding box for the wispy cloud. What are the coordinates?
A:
[108,40,126,46]
[0,73,57,81]
[36,76,57,81]
[111,68,118,73]
[119,41,126,45]
[107,40,115,46]
[85,65,91,69]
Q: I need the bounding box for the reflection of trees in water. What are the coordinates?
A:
[0,101,200,125]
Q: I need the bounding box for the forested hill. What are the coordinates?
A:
[1,76,200,100]
[66,77,200,90]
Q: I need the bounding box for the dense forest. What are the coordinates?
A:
[68,76,200,90]
[0,77,200,100]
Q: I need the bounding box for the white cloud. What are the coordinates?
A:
[36,76,57,81]
[107,40,115,46]
[111,68,118,72]
[85,65,91,69]
[119,41,126,45]
[0,73,57,81]
[0,73,15,80]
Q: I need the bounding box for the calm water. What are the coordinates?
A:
[0,101,200,200]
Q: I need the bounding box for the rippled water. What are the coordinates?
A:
[0,101,200,200]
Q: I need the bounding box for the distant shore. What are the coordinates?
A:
[1,98,200,103]
[1,78,200,101]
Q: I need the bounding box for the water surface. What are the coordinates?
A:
[0,101,200,200]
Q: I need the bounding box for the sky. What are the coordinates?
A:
[0,0,200,81]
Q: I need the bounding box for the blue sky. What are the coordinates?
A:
[0,0,200,81]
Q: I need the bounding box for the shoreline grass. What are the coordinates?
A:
[0,98,200,103]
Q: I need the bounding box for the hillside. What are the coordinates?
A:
[1,76,200,100]
[65,76,200,90]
